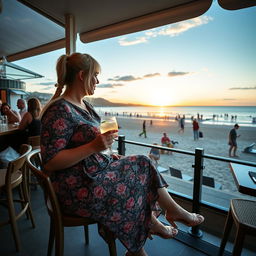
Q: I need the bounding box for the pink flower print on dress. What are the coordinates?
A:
[65,176,77,188]
[139,174,147,185]
[64,105,71,113]
[106,172,116,180]
[87,166,97,174]
[54,138,66,149]
[116,183,127,195]
[76,209,91,217]
[126,197,135,210]
[123,222,134,233]
[110,212,121,222]
[76,188,88,200]
[94,186,106,198]
[137,196,142,206]
[72,131,84,142]
[52,118,67,130]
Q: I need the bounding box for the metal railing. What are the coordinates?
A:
[117,135,256,237]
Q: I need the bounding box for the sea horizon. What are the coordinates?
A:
[95,105,256,127]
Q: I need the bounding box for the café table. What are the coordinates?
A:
[229,162,256,196]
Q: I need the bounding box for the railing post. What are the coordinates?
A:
[118,135,126,155]
[189,148,204,238]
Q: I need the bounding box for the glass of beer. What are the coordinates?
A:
[100,116,118,154]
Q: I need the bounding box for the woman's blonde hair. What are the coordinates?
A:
[56,52,100,94]
[41,53,100,117]
[27,97,41,119]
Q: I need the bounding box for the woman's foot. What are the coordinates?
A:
[149,216,178,240]
[165,212,204,228]
[125,248,148,256]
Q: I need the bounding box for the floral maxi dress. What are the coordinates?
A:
[41,99,168,253]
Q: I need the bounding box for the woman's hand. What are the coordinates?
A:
[90,130,118,153]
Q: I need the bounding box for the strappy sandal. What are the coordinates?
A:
[166,213,204,228]
[148,225,178,240]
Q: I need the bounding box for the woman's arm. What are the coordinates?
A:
[7,109,21,123]
[44,130,117,172]
[18,112,32,130]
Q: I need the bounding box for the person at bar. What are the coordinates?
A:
[1,103,21,124]
[17,98,27,119]
[40,53,204,256]
[18,97,41,139]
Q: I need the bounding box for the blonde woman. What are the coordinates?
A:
[40,53,204,256]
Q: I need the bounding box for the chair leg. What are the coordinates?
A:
[7,188,21,251]
[218,209,233,256]
[48,218,55,256]
[54,223,64,256]
[108,237,117,256]
[84,225,89,244]
[232,227,245,256]
[21,177,36,228]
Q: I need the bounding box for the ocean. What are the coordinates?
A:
[95,106,256,127]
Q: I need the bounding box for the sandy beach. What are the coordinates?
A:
[109,116,256,195]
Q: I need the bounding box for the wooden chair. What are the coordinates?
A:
[0,144,35,251]
[218,199,256,256]
[26,149,117,256]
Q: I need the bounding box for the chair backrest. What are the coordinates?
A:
[28,136,40,150]
[5,144,32,186]
[26,149,62,227]
[169,167,182,179]
[202,176,215,188]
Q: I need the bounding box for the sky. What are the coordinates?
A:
[15,2,256,107]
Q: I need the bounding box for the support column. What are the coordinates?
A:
[65,14,76,55]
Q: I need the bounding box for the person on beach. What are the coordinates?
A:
[178,115,185,133]
[192,118,200,140]
[139,120,147,138]
[40,53,204,256]
[148,143,160,166]
[161,132,173,154]
[228,123,240,157]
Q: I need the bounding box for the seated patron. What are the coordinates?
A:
[1,103,21,124]
[19,98,41,138]
[161,132,173,154]
[17,98,27,119]
[148,143,160,165]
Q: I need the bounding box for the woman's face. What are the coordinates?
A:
[87,72,99,95]
[2,105,10,114]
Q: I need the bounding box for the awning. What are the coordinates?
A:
[0,0,255,62]
[9,89,27,95]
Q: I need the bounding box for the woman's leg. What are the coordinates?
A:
[157,187,204,228]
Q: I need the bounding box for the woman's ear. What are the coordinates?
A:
[78,70,85,81]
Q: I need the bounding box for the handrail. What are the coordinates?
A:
[116,135,256,238]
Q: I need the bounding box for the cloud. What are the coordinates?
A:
[158,16,213,37]
[118,16,212,46]
[168,71,189,77]
[229,86,256,90]
[223,98,237,101]
[108,75,141,81]
[118,37,148,46]
[143,73,160,78]
[97,83,124,88]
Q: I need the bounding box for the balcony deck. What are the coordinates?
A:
[1,186,254,256]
